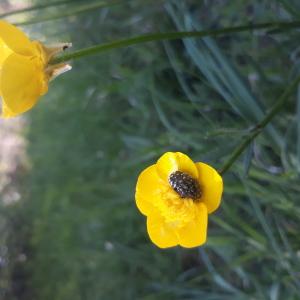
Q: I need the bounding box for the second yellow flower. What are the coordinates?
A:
[0,20,71,118]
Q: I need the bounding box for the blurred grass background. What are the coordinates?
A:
[1,0,300,299]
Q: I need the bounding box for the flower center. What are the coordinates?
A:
[168,171,202,201]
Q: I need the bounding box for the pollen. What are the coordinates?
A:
[169,171,202,201]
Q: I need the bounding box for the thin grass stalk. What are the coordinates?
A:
[13,0,122,26]
[0,0,78,18]
[219,76,300,175]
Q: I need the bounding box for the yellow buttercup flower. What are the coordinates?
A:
[135,152,223,248]
[0,20,71,118]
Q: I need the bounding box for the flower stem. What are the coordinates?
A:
[49,19,300,175]
[50,20,300,64]
[219,76,300,175]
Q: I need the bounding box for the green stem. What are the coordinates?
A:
[51,20,300,64]
[219,76,300,175]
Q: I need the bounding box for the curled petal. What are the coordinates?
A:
[177,203,207,248]
[0,38,12,67]
[196,162,223,214]
[0,20,34,56]
[156,152,198,182]
[147,213,178,248]
[1,54,48,118]
[135,165,161,216]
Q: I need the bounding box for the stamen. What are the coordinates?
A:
[169,171,202,201]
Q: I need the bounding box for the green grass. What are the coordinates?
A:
[1,0,300,299]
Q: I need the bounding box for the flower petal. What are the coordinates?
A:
[156,152,198,182]
[147,213,178,248]
[196,162,223,214]
[0,38,12,67]
[0,20,34,56]
[1,101,14,118]
[177,203,207,248]
[1,54,48,118]
[135,165,161,216]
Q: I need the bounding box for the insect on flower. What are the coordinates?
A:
[0,20,72,118]
[135,152,223,248]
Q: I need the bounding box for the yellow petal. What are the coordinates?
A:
[1,101,15,118]
[177,202,207,248]
[135,165,161,216]
[1,54,48,118]
[0,38,12,67]
[147,213,178,248]
[196,162,223,214]
[0,20,34,56]
[156,152,198,182]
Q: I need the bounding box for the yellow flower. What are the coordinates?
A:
[135,152,223,248]
[0,20,71,118]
